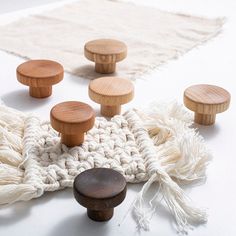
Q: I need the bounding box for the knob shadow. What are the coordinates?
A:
[0,189,72,227]
[71,65,118,81]
[192,123,220,140]
[1,89,50,111]
[48,213,111,236]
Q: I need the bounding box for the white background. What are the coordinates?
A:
[0,0,235,235]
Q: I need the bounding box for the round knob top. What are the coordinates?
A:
[184,84,230,114]
[17,60,64,86]
[89,77,134,106]
[74,168,126,207]
[84,39,127,63]
[50,101,95,134]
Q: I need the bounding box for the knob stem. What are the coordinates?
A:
[194,113,216,125]
[95,63,116,74]
[87,208,114,221]
[101,105,121,117]
[61,133,84,147]
[29,86,52,98]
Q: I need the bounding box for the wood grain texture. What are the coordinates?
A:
[73,168,127,221]
[17,59,64,98]
[184,84,230,125]
[95,63,116,74]
[29,86,52,98]
[84,39,127,73]
[101,105,121,117]
[50,101,95,146]
[89,77,134,117]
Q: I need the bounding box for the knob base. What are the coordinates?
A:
[95,63,116,74]
[101,105,121,117]
[87,208,114,221]
[61,133,84,147]
[29,86,52,98]
[194,113,216,125]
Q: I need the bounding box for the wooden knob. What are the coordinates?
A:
[50,101,95,147]
[184,84,230,125]
[89,77,134,117]
[17,60,64,98]
[73,168,127,221]
[84,39,127,74]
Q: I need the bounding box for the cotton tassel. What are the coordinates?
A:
[0,163,23,184]
[0,148,22,166]
[133,156,207,234]
[0,184,38,205]
[132,102,211,233]
[159,171,207,234]
[0,104,40,205]
[133,174,161,231]
[0,126,22,145]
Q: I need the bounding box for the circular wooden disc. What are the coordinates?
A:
[184,84,230,114]
[89,77,134,106]
[73,168,126,210]
[50,101,95,134]
[17,60,64,87]
[84,39,127,63]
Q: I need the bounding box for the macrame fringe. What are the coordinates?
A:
[132,102,211,234]
[0,105,41,204]
[133,171,207,234]
[0,184,38,205]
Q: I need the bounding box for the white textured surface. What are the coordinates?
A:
[0,0,235,236]
[0,0,65,14]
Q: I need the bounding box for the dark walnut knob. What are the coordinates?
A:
[89,77,134,117]
[84,39,127,74]
[50,101,95,147]
[17,59,64,98]
[184,84,231,125]
[73,168,127,221]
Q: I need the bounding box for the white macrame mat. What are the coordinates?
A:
[0,0,224,79]
[0,102,211,234]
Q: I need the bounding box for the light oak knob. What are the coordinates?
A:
[50,101,95,147]
[89,77,134,117]
[17,60,64,98]
[73,168,127,221]
[84,39,127,74]
[184,84,230,125]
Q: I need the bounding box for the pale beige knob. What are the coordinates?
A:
[84,39,127,74]
[50,101,95,147]
[184,84,230,125]
[17,60,64,98]
[89,77,134,117]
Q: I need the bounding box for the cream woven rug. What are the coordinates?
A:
[0,102,211,234]
[0,0,224,79]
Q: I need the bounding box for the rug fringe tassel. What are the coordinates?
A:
[0,184,38,205]
[133,171,207,234]
[0,105,39,205]
[0,163,23,185]
[132,101,210,234]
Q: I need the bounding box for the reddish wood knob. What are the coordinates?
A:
[184,84,231,125]
[84,39,127,74]
[17,60,64,98]
[89,77,134,117]
[50,101,95,147]
[73,168,127,221]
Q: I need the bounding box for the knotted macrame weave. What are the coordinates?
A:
[0,102,211,234]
